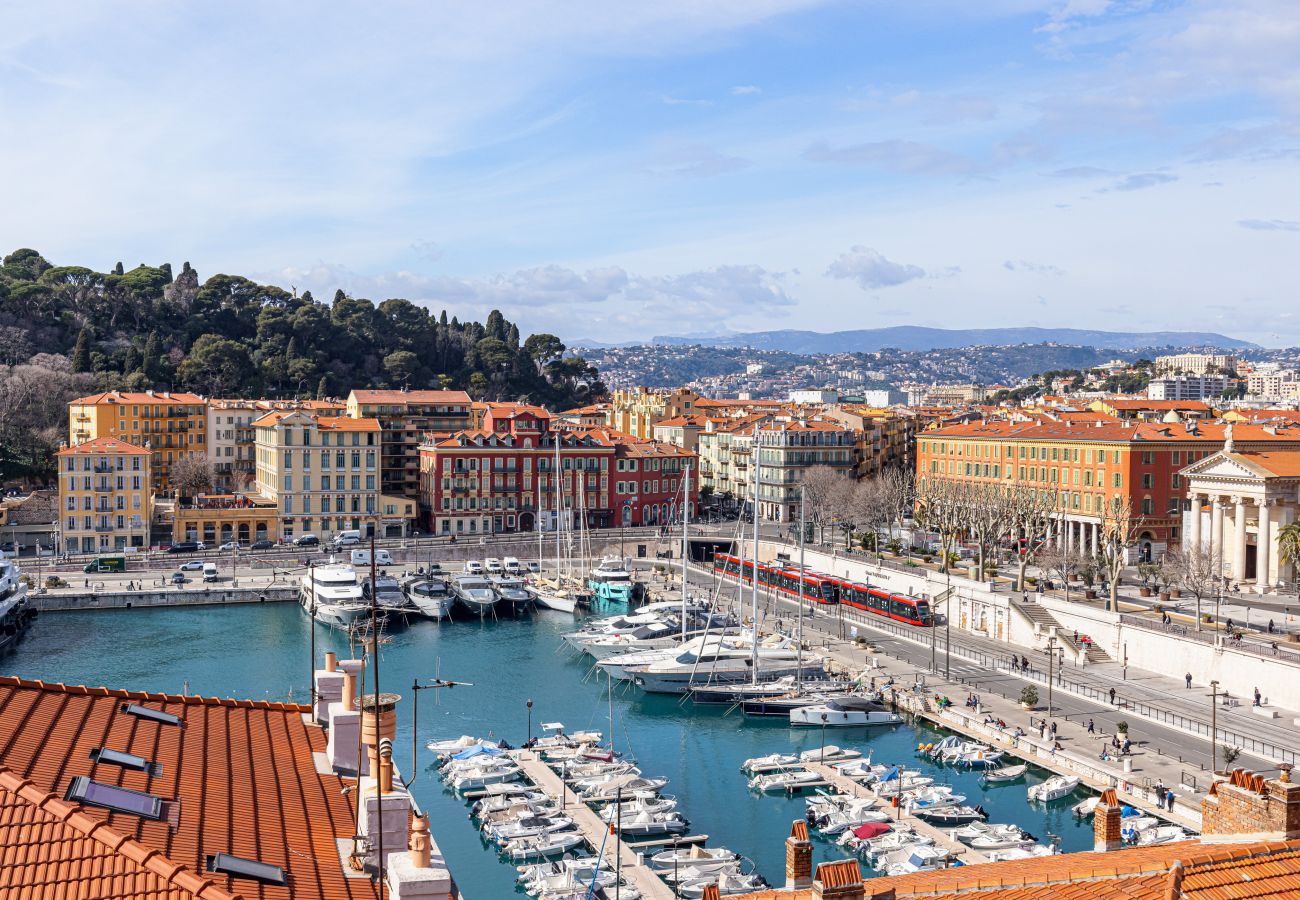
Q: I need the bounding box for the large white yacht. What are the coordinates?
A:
[0,558,37,653]
[451,574,498,618]
[299,563,369,628]
[621,639,828,694]
[403,575,452,620]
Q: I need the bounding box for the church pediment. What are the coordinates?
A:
[1184,452,1269,482]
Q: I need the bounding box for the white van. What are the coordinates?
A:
[484,557,503,574]
[202,562,219,583]
[333,530,363,547]
[350,549,393,567]
[503,557,522,575]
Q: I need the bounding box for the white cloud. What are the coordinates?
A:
[1004,259,1065,275]
[1238,219,1300,232]
[825,246,926,289]
[1102,172,1178,192]
[804,139,975,175]
[731,84,762,95]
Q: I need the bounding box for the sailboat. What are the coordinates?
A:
[531,439,589,613]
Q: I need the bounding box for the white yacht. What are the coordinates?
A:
[362,573,411,614]
[300,564,369,628]
[587,555,635,603]
[789,695,902,727]
[624,640,827,694]
[451,573,498,618]
[490,575,534,615]
[403,576,453,620]
[0,558,37,653]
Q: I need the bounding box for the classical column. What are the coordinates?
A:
[1090,521,1099,556]
[1066,520,1075,553]
[1187,494,1202,551]
[1257,499,1273,594]
[1210,497,1225,567]
[1233,496,1249,585]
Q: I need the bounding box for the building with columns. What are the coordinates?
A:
[1181,435,1300,592]
[918,418,1300,561]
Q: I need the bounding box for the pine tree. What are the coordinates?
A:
[316,375,330,399]
[71,326,93,372]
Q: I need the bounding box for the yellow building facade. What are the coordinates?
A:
[68,390,208,492]
[56,437,153,553]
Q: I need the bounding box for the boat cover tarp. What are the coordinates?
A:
[452,745,505,760]
[853,822,892,839]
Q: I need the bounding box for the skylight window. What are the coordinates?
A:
[207,853,288,886]
[89,747,161,776]
[65,776,165,820]
[120,703,182,726]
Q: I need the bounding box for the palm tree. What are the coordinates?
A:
[1278,522,1300,589]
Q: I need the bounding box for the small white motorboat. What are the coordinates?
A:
[749,768,821,793]
[981,763,1028,784]
[504,831,586,861]
[1027,774,1080,802]
[1133,824,1188,846]
[799,745,862,764]
[487,815,575,844]
[648,846,740,873]
[1072,796,1100,818]
[427,735,497,759]
[676,871,767,898]
[986,844,1056,862]
[905,787,966,811]
[970,828,1037,851]
[789,696,902,727]
[880,844,953,875]
[861,830,933,863]
[741,752,799,773]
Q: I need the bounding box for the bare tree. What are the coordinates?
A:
[799,465,849,544]
[915,477,967,574]
[1164,545,1223,631]
[170,454,214,498]
[847,477,891,560]
[1036,544,1080,593]
[1096,495,1143,612]
[962,482,1016,582]
[878,465,915,557]
[1007,485,1059,591]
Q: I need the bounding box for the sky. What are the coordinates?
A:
[2,0,1299,346]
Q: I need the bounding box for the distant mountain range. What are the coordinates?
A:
[647,326,1258,354]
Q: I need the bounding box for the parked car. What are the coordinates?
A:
[464,560,483,574]
[250,540,274,550]
[484,557,503,573]
[526,561,541,573]
[203,562,219,582]
[217,541,244,552]
[170,572,187,584]
[167,542,201,554]
[178,560,205,571]
[332,533,362,548]
[293,534,320,547]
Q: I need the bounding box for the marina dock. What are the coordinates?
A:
[508,750,681,900]
[801,760,989,865]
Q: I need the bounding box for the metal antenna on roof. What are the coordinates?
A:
[405,660,473,791]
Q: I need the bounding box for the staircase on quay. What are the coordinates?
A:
[1009,595,1111,664]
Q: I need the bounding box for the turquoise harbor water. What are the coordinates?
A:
[5,604,1096,895]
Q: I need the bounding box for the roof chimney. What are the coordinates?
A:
[1094,788,1123,852]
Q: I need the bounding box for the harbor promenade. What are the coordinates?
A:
[508,750,677,900]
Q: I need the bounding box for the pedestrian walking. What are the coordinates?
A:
[1050,721,1057,737]
[1073,629,1079,643]
[1087,718,1095,734]
[1254,687,1262,707]
[1021,655,1029,671]
[1185,672,1193,689]
[1227,618,1233,631]
[1269,619,1276,634]
[1109,686,1116,705]
[1166,791,1176,812]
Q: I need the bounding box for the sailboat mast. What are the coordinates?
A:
[681,464,690,640]
[553,433,561,578]
[750,437,759,684]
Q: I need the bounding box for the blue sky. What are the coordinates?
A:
[2,1,1299,345]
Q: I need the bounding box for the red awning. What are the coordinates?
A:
[852,822,891,840]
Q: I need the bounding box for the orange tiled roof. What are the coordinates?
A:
[71,391,205,406]
[316,417,381,432]
[926,420,1300,444]
[732,839,1300,899]
[0,677,380,900]
[58,436,153,456]
[1228,450,1300,478]
[1103,399,1212,411]
[349,390,470,404]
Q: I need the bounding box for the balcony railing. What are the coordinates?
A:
[93,483,114,493]
[93,522,115,532]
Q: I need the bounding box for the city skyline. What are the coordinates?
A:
[3,1,1297,344]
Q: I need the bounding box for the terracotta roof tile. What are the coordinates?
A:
[58,436,154,456]
[0,676,380,900]
[348,390,470,404]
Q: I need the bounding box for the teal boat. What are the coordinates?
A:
[587,556,635,603]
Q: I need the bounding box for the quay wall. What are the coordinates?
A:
[29,586,297,612]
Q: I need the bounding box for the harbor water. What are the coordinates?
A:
[4,603,1098,896]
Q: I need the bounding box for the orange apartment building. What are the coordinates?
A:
[68,390,207,492]
[916,419,1300,560]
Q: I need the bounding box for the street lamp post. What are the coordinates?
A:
[671,835,680,898]
[1045,636,1057,716]
[526,698,533,751]
[820,712,829,763]
[1209,680,1220,774]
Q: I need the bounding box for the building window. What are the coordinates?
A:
[1141,498,1154,515]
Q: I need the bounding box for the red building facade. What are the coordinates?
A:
[418,405,698,536]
